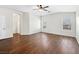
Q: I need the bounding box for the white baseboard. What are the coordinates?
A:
[43,32,76,37]
[0,34,13,40]
[20,31,41,35]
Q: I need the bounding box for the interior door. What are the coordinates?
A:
[0,16,8,39]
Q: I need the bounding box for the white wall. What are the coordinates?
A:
[29,13,41,34]
[76,11,79,44]
[42,12,76,37]
[0,8,23,38]
[0,8,41,37]
[20,12,29,35]
[20,12,41,35]
[76,12,79,35]
[0,8,75,38]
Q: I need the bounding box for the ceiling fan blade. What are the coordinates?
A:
[43,6,49,8]
[43,9,50,12]
[43,9,48,11]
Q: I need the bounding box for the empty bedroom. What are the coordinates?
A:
[0,5,79,54]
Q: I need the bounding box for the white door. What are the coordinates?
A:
[0,16,8,39]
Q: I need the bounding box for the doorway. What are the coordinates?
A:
[13,13,21,34]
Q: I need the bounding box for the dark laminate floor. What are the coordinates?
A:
[0,32,79,54]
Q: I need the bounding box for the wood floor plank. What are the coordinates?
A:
[0,33,79,54]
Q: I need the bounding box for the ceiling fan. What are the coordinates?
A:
[33,5,50,12]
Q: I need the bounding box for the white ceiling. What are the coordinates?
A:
[0,5,79,16]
